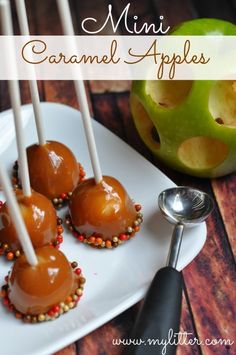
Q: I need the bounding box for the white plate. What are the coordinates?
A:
[0,103,206,355]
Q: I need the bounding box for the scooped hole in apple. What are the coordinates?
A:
[178,136,228,170]
[130,95,160,149]
[146,80,193,109]
[209,81,236,127]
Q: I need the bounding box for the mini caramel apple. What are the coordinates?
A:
[67,176,143,248]
[13,141,86,208]
[1,246,85,322]
[0,189,63,260]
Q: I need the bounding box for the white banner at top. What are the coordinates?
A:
[0,35,235,80]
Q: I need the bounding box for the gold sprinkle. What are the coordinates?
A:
[64,305,69,312]
[38,314,45,322]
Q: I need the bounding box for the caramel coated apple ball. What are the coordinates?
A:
[6,246,83,318]
[0,189,58,258]
[68,176,143,248]
[26,141,84,204]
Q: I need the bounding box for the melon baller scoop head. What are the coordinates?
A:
[126,186,214,355]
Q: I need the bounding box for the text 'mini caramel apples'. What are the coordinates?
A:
[14,140,86,208]
[67,176,143,249]
[1,246,85,322]
[0,189,63,260]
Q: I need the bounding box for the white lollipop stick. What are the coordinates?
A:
[0,0,31,197]
[0,161,38,266]
[57,0,102,184]
[15,0,46,145]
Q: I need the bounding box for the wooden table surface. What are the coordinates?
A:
[1,0,236,354]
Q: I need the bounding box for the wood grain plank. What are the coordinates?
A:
[192,0,236,22]
[177,287,201,355]
[74,0,114,35]
[115,92,154,161]
[90,93,126,139]
[114,0,152,16]
[43,80,94,114]
[0,80,44,111]
[0,82,10,112]
[152,0,197,29]
[182,210,236,355]
[233,0,236,12]
[43,81,77,108]
[211,174,236,259]
[24,0,38,34]
[33,0,62,35]
[76,306,137,355]
[89,81,131,95]
[54,343,77,355]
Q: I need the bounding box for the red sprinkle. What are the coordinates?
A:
[75,268,81,275]
[73,231,79,238]
[60,193,67,200]
[3,297,9,306]
[52,305,60,313]
[8,304,14,312]
[77,235,84,242]
[47,310,55,317]
[119,234,127,241]
[57,235,63,244]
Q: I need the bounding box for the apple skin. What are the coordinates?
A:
[171,18,236,36]
[130,19,236,178]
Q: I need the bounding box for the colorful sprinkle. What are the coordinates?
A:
[64,203,143,249]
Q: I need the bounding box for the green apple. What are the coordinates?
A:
[130,19,236,178]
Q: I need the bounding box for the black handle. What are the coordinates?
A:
[125,267,182,355]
